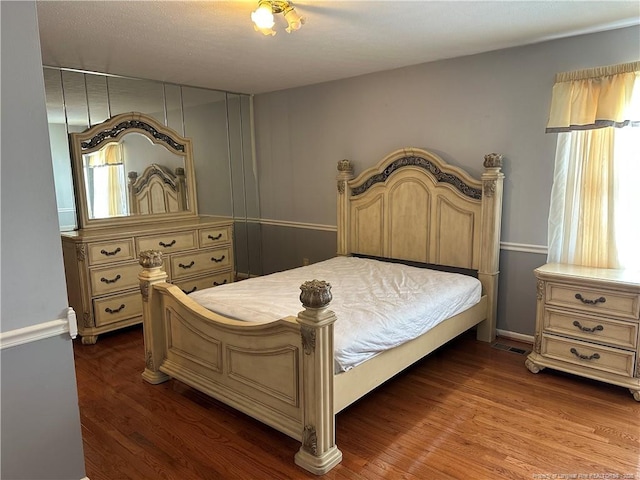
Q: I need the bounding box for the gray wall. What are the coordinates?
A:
[1,2,86,479]
[253,25,640,337]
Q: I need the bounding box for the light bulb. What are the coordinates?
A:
[251,4,274,29]
[284,7,304,33]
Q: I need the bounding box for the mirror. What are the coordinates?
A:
[70,112,198,229]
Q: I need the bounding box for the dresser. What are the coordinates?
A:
[526,263,640,401]
[62,216,234,344]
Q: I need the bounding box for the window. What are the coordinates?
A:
[546,62,640,270]
[82,143,128,219]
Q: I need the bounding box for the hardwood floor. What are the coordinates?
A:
[74,327,640,479]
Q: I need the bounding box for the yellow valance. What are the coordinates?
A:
[86,143,123,167]
[546,61,640,133]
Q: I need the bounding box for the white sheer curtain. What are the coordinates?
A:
[84,143,128,218]
[547,61,640,270]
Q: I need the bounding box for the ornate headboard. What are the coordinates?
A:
[128,164,187,215]
[336,147,504,341]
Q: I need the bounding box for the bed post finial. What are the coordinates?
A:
[138,250,170,385]
[477,154,504,343]
[300,279,333,309]
[295,280,342,474]
[337,160,354,256]
[483,153,502,169]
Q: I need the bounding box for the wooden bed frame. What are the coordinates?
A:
[138,147,504,474]
[127,163,187,215]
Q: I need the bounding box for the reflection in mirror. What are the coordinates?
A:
[45,67,262,276]
[70,112,198,229]
[82,143,127,219]
[81,133,187,219]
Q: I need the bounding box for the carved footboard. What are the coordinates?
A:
[138,251,342,475]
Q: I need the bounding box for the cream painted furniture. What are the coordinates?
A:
[62,217,233,344]
[62,112,234,344]
[138,147,504,475]
[526,263,640,401]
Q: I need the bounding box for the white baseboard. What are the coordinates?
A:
[0,307,77,350]
[496,329,534,344]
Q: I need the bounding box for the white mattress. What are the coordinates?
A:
[189,256,481,372]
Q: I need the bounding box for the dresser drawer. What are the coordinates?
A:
[544,308,638,350]
[541,335,635,378]
[90,262,142,296]
[136,230,197,254]
[93,291,143,327]
[170,247,231,280]
[87,239,135,265]
[200,226,232,247]
[173,270,233,294]
[546,281,640,320]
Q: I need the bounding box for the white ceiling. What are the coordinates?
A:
[36,1,640,95]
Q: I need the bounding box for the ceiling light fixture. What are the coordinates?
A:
[251,0,305,36]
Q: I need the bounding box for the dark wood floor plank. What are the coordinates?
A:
[74,326,640,479]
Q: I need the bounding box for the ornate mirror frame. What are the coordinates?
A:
[70,112,198,230]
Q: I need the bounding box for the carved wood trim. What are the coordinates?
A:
[483,179,497,198]
[352,155,482,199]
[300,326,316,355]
[83,312,94,328]
[76,244,86,262]
[536,280,545,301]
[146,350,154,370]
[302,425,318,456]
[81,119,186,152]
[140,281,150,302]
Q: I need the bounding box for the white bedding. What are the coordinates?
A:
[189,256,481,372]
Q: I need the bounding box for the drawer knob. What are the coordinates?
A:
[159,239,177,248]
[100,247,122,256]
[105,304,126,314]
[182,286,197,294]
[178,261,195,269]
[572,320,604,333]
[208,233,223,241]
[211,255,226,263]
[570,348,600,361]
[213,279,228,286]
[574,293,606,305]
[100,274,121,284]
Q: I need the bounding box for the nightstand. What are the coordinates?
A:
[526,263,640,401]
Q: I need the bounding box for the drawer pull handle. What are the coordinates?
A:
[105,304,125,314]
[208,233,223,241]
[574,293,606,305]
[159,240,177,248]
[570,348,600,361]
[211,255,226,263]
[182,286,197,294]
[572,320,604,333]
[100,247,121,256]
[213,279,228,286]
[100,274,121,284]
[178,261,195,269]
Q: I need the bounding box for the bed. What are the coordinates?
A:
[127,163,187,215]
[138,147,504,474]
